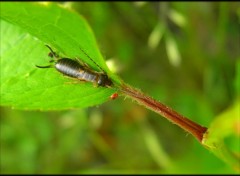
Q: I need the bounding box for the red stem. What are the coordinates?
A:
[120,85,208,142]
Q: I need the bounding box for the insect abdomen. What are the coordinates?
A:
[55,58,97,82]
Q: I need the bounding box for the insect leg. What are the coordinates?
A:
[45,45,59,59]
[92,82,98,88]
[62,75,87,84]
[74,58,89,68]
[65,81,80,84]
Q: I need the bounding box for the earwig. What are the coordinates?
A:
[36,45,113,87]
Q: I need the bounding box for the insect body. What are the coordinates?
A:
[36,45,113,87]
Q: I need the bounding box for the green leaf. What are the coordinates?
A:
[202,100,240,171]
[165,32,181,67]
[0,2,121,110]
[148,22,165,50]
[168,9,187,28]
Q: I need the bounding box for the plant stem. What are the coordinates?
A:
[120,84,208,143]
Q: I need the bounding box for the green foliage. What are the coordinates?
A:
[0,2,120,110]
[0,2,239,174]
[203,100,240,170]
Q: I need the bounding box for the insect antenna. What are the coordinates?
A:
[79,47,106,73]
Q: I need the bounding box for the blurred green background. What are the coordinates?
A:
[0,2,239,174]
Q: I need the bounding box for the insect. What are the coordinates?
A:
[36,45,113,87]
[110,93,119,100]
